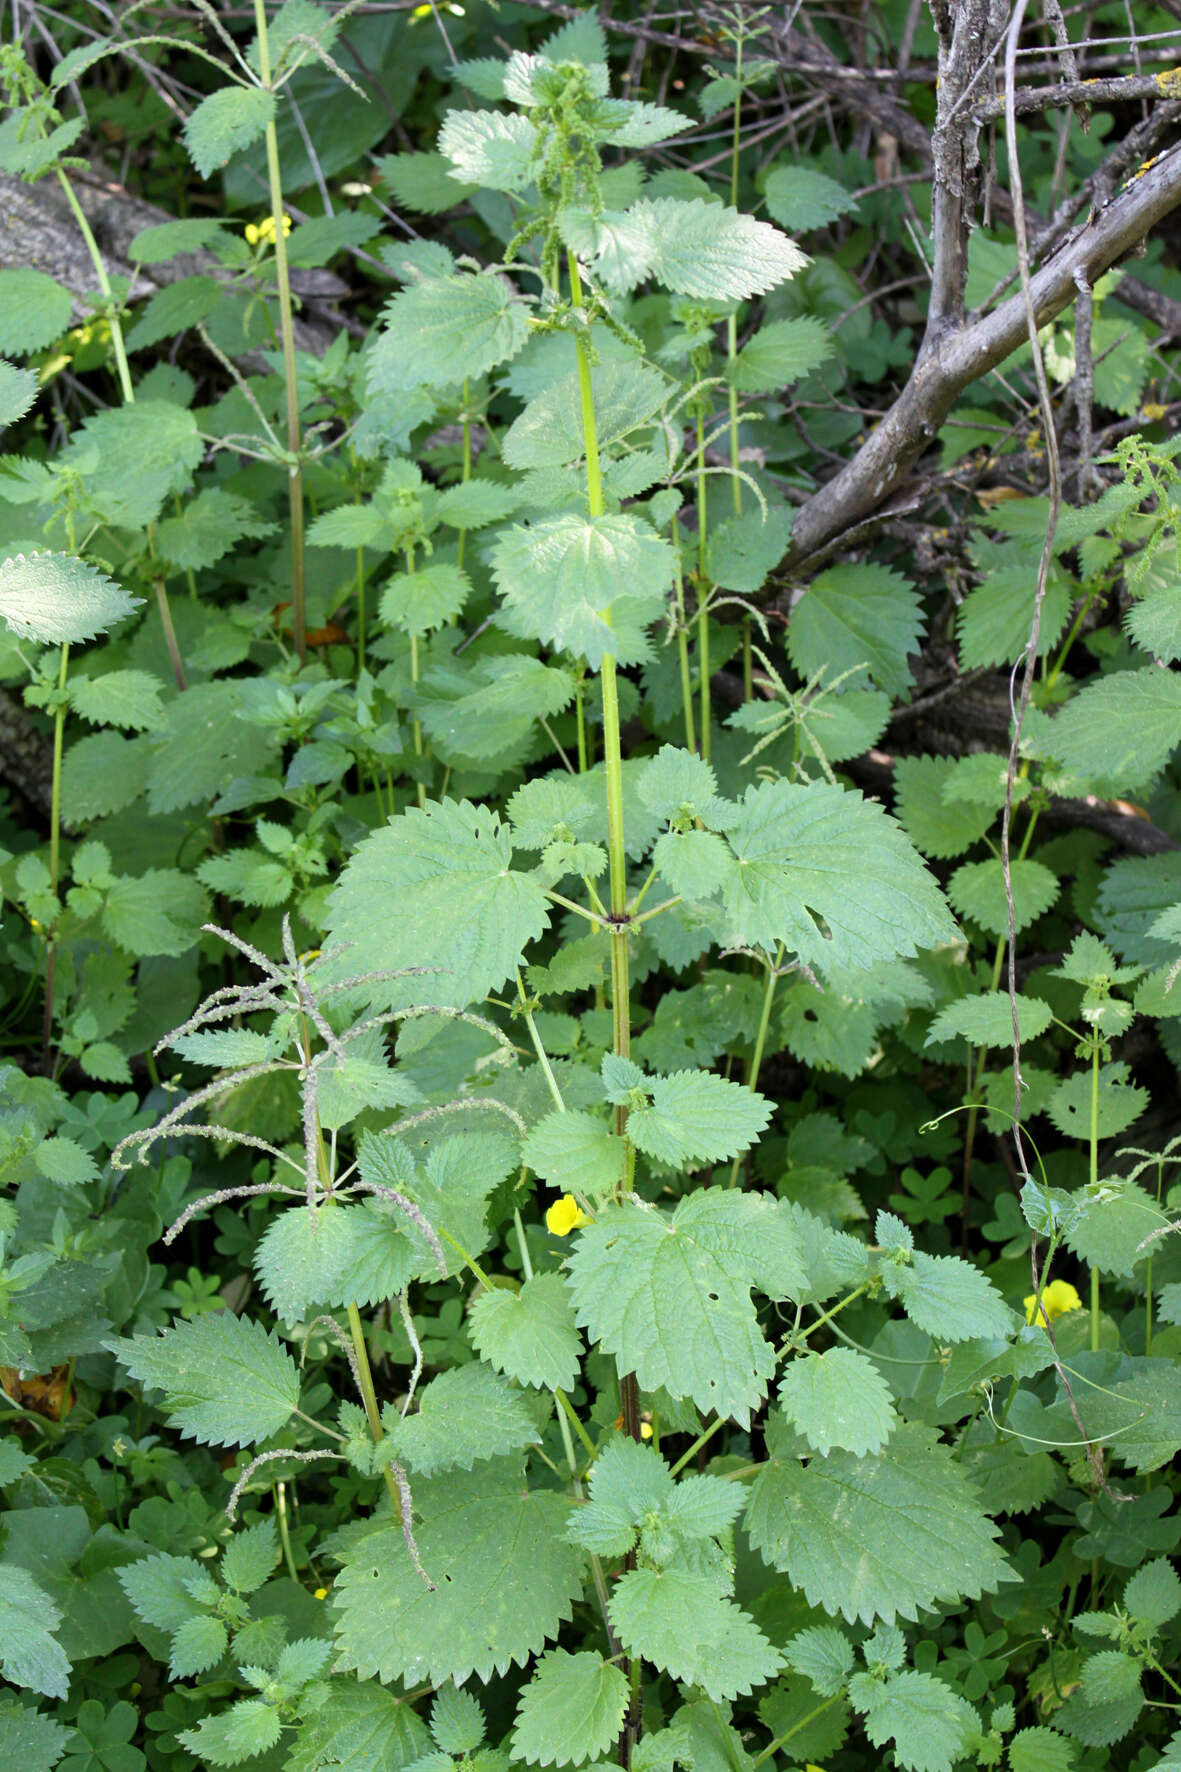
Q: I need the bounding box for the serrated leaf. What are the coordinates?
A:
[706,504,794,594]
[778,1348,896,1456]
[439,108,537,190]
[0,552,141,645]
[388,1362,539,1475]
[380,561,472,636]
[493,511,675,670]
[0,1700,69,1772]
[417,654,575,763]
[1061,1176,1164,1274]
[183,85,276,178]
[746,1417,1013,1624]
[957,564,1073,670]
[170,1613,228,1678]
[332,1461,583,1686]
[288,1679,430,1771]
[68,401,204,530]
[34,1136,98,1186]
[524,1110,624,1199]
[118,1554,205,1633]
[70,668,165,732]
[785,1624,855,1696]
[468,1271,583,1392]
[788,562,924,698]
[717,778,959,970]
[126,274,222,351]
[628,199,807,299]
[567,1189,806,1426]
[0,359,38,427]
[0,271,72,357]
[198,849,292,908]
[948,857,1059,938]
[503,358,670,470]
[101,868,209,957]
[926,990,1052,1049]
[889,1252,1015,1343]
[764,165,859,231]
[893,754,997,859]
[1125,1556,1181,1626]
[851,1669,978,1772]
[377,149,478,213]
[255,1197,420,1320]
[106,1312,300,1447]
[370,274,530,392]
[512,1650,629,1767]
[0,1569,68,1699]
[610,1567,782,1702]
[729,316,833,392]
[221,1521,279,1595]
[156,488,275,572]
[1008,1727,1078,1772]
[179,1699,282,1767]
[322,797,549,1008]
[1127,583,1181,662]
[434,478,519,529]
[614,1067,772,1166]
[1043,667,1181,793]
[429,1684,484,1754]
[1048,1066,1148,1145]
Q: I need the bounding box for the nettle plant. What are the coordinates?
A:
[5,8,1181,1772]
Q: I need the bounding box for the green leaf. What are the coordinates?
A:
[567,1188,806,1426]
[850,1669,978,1772]
[439,108,537,190]
[1062,1176,1165,1274]
[1043,667,1181,793]
[376,149,478,213]
[322,797,550,1008]
[101,868,209,957]
[887,1252,1015,1343]
[493,511,675,670]
[785,1624,855,1696]
[512,1650,630,1768]
[332,1460,584,1686]
[126,275,222,351]
[629,199,807,300]
[0,1569,68,1699]
[1008,1727,1078,1772]
[0,553,141,645]
[0,271,72,356]
[0,359,38,427]
[221,1520,279,1595]
[1127,583,1181,662]
[169,1612,228,1678]
[0,1700,69,1772]
[106,1312,300,1447]
[1048,1066,1148,1145]
[788,563,924,698]
[179,1699,282,1767]
[416,654,576,763]
[34,1137,98,1186]
[431,1685,485,1754]
[746,1417,1013,1624]
[387,1362,540,1475]
[957,563,1073,670]
[705,504,794,594]
[892,754,998,859]
[925,990,1052,1049]
[1124,1556,1181,1627]
[524,1110,624,1199]
[778,1348,896,1457]
[370,273,530,390]
[764,165,859,231]
[287,211,382,267]
[380,561,472,636]
[610,1567,782,1702]
[287,1679,430,1771]
[467,1271,584,1392]
[70,668,165,732]
[604,1066,772,1166]
[717,779,959,970]
[128,217,235,261]
[434,478,519,530]
[503,359,670,470]
[729,316,833,392]
[118,1553,205,1633]
[197,849,292,909]
[67,402,204,530]
[948,858,1059,938]
[183,86,276,178]
[155,489,275,573]
[637,745,718,822]
[255,1197,420,1320]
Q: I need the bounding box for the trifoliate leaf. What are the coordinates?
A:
[0,270,72,357]
[524,1110,624,1199]
[322,797,550,1008]
[512,1650,629,1768]
[778,1348,896,1457]
[468,1271,583,1392]
[106,1312,300,1447]
[788,563,924,698]
[387,1362,540,1476]
[380,561,473,635]
[492,511,675,670]
[567,1189,806,1426]
[0,1569,68,1699]
[0,552,141,645]
[1043,667,1181,793]
[608,1067,772,1166]
[438,108,537,190]
[745,1417,1013,1624]
[1062,1176,1165,1275]
[370,273,530,392]
[628,199,806,300]
[728,315,833,392]
[948,857,1059,938]
[887,1252,1015,1343]
[850,1669,979,1772]
[717,779,959,970]
[332,1460,584,1686]
[610,1567,782,1702]
[925,990,1052,1049]
[785,1624,855,1696]
[183,85,275,178]
[764,165,859,231]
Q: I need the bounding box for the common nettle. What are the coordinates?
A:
[2,7,1181,1772]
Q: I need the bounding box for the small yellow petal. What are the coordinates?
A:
[639,1421,653,1440]
[244,223,260,245]
[545,1195,589,1237]
[1143,402,1168,421]
[314,1586,329,1599]
[1024,1278,1083,1326]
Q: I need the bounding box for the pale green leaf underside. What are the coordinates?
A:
[629,198,807,300]
[388,1361,540,1475]
[493,511,675,669]
[0,1569,68,1700]
[926,990,1053,1050]
[524,1109,624,1198]
[183,85,276,179]
[106,1312,300,1447]
[370,273,530,391]
[1044,667,1181,793]
[0,552,141,645]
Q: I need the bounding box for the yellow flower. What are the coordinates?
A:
[640,1421,653,1441]
[1142,401,1168,421]
[244,213,292,248]
[546,1195,589,1236]
[314,1586,329,1599]
[1024,1279,1083,1326]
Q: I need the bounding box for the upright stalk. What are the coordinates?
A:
[40,641,69,1073]
[724,29,753,701]
[671,518,697,754]
[1089,1036,1100,1352]
[253,0,307,665]
[695,407,711,762]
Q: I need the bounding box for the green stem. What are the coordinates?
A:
[516,969,566,1112]
[345,1301,405,1519]
[355,546,366,676]
[41,641,69,1075]
[274,1481,299,1582]
[728,945,781,1186]
[1090,1038,1100,1353]
[671,520,697,754]
[254,0,306,666]
[751,1695,840,1769]
[456,376,471,572]
[668,1412,726,1478]
[695,407,711,762]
